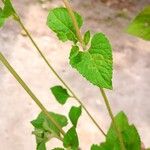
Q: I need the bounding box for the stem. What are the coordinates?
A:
[0,52,65,136]
[62,0,84,49]
[62,0,126,149]
[100,88,126,150]
[8,7,106,136]
[73,94,106,136]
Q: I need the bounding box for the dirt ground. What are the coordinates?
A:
[0,0,150,149]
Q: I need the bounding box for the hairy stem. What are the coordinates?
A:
[7,5,106,136]
[62,0,126,149]
[0,52,65,136]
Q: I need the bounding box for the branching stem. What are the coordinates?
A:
[62,0,126,149]
[3,1,106,136]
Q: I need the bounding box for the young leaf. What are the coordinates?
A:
[126,5,150,41]
[63,127,79,149]
[51,85,70,105]
[31,111,68,136]
[32,128,50,150]
[91,111,141,150]
[69,106,82,127]
[70,33,113,89]
[83,30,91,45]
[32,112,68,150]
[0,0,15,28]
[47,7,83,43]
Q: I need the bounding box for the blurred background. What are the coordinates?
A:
[0,0,150,149]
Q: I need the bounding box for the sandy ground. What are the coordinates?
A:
[0,0,150,149]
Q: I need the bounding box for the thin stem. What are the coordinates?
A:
[9,8,106,136]
[72,94,106,136]
[62,0,126,149]
[62,0,84,49]
[0,52,65,136]
[100,88,126,150]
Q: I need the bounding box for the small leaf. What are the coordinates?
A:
[51,85,70,105]
[63,127,79,149]
[32,112,68,150]
[52,148,65,150]
[70,33,113,89]
[2,0,15,17]
[126,5,150,40]
[37,142,46,150]
[47,7,83,43]
[91,111,141,150]
[31,111,68,136]
[32,128,50,150]
[69,106,82,127]
[0,0,15,28]
[91,145,100,150]
[83,30,91,45]
[0,8,5,27]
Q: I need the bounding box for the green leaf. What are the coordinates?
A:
[69,106,82,127]
[91,144,108,150]
[126,5,150,40]
[84,30,91,45]
[31,111,68,136]
[32,128,49,150]
[0,8,5,27]
[91,111,141,150]
[0,0,15,27]
[63,127,79,149]
[37,142,46,150]
[70,33,113,89]
[47,7,83,43]
[51,85,70,105]
[91,145,100,150]
[52,148,64,150]
[2,0,15,17]
[31,112,68,150]
[52,148,65,150]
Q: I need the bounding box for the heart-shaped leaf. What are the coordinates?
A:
[70,33,113,89]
